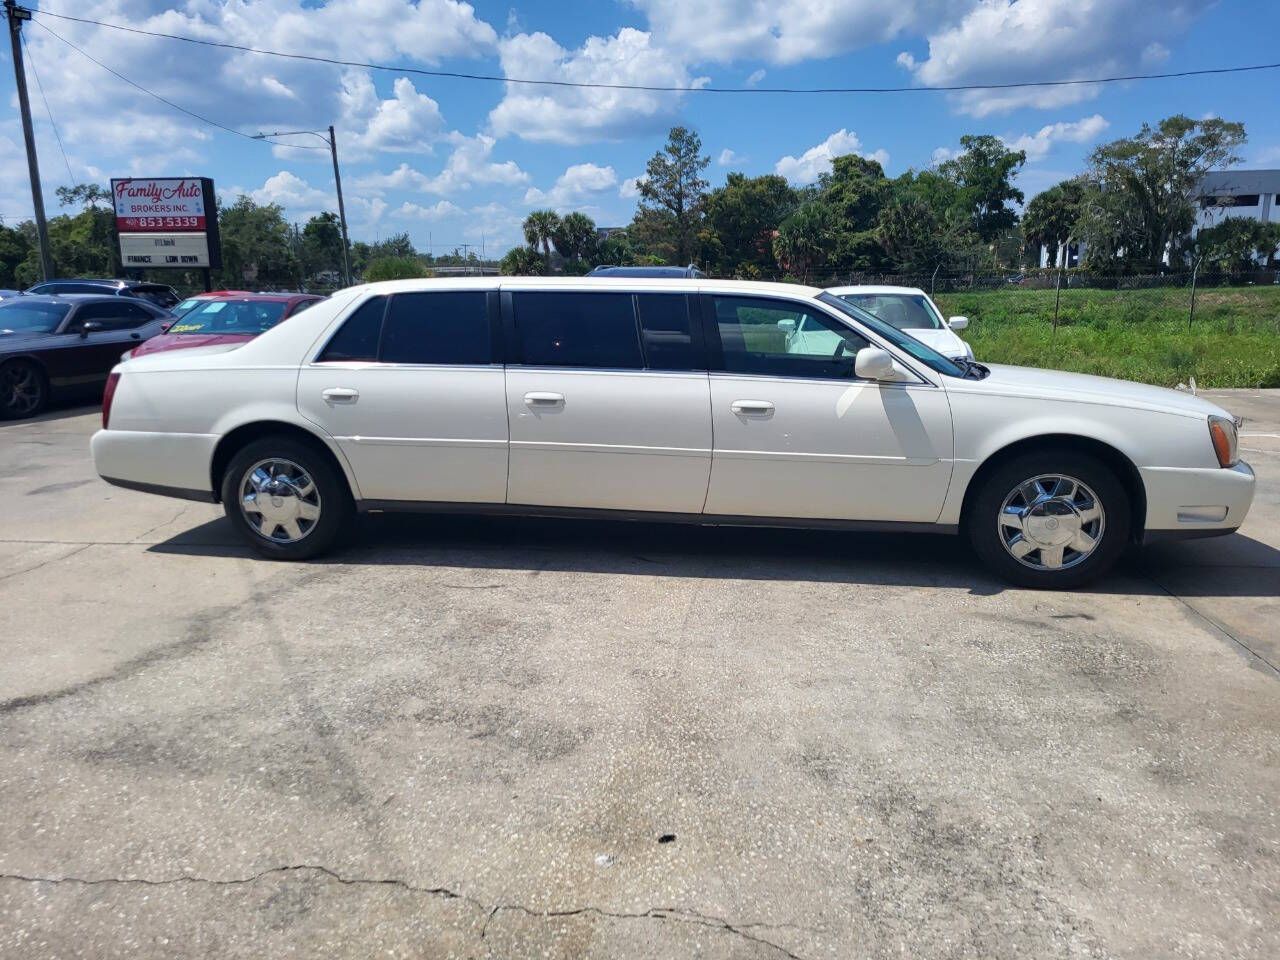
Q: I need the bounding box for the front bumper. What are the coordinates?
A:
[1139,460,1255,540]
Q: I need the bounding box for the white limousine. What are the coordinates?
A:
[91,278,1254,588]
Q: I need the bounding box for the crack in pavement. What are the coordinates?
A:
[1141,571,1280,677]
[0,543,92,584]
[130,505,196,544]
[0,865,810,959]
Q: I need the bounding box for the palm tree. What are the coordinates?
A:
[523,210,561,267]
[772,204,833,284]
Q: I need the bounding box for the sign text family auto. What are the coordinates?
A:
[110,178,222,269]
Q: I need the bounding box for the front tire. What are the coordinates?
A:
[0,360,48,420]
[220,436,351,560]
[966,451,1131,589]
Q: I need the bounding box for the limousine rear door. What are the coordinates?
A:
[297,291,509,504]
[502,289,713,514]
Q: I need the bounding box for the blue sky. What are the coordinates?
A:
[2,0,1278,257]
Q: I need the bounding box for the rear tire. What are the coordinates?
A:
[0,360,48,420]
[966,450,1131,589]
[220,435,351,560]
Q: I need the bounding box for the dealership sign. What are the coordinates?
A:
[111,177,221,269]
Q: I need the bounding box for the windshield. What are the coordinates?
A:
[817,292,965,378]
[0,300,72,334]
[838,292,943,331]
[167,300,288,336]
[171,298,208,318]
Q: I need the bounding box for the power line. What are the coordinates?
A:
[31,7,1280,95]
[21,31,74,185]
[30,19,326,149]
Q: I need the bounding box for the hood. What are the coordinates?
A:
[131,332,254,357]
[904,326,969,359]
[956,363,1231,420]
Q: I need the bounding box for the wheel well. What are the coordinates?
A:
[960,434,1147,540]
[210,421,352,504]
[1,355,48,380]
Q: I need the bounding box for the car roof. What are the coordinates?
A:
[587,265,705,278]
[2,293,131,304]
[343,276,823,299]
[825,285,928,297]
[190,293,324,304]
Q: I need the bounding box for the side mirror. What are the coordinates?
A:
[79,320,103,338]
[160,321,173,333]
[776,318,797,334]
[948,316,969,330]
[854,346,900,381]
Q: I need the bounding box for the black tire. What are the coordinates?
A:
[219,435,352,560]
[965,450,1131,589]
[0,360,48,420]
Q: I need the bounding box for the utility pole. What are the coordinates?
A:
[328,126,351,288]
[253,125,351,287]
[6,1,53,281]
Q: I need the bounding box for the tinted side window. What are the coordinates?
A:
[512,292,641,369]
[318,297,386,362]
[712,296,869,380]
[380,292,490,364]
[636,293,700,370]
[76,302,149,331]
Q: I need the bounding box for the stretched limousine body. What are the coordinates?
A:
[92,278,1254,588]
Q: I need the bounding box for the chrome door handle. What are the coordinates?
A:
[322,387,359,404]
[731,399,774,415]
[524,392,565,406]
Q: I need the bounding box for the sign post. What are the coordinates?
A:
[110,177,221,272]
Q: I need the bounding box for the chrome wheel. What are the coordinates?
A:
[239,458,322,544]
[997,473,1105,571]
[2,363,43,417]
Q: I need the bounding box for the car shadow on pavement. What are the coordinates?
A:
[0,399,99,428]
[148,513,1280,599]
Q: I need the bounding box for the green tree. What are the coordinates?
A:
[637,126,710,264]
[699,172,798,275]
[1078,114,1247,271]
[552,211,598,262]
[1022,178,1087,267]
[55,183,112,210]
[939,134,1027,243]
[214,195,300,287]
[592,229,634,267]
[523,210,561,266]
[771,204,834,283]
[874,182,981,275]
[0,222,30,287]
[500,245,547,276]
[626,207,680,265]
[1192,218,1280,272]
[301,212,345,280]
[816,154,893,271]
[368,232,416,259]
[364,256,427,281]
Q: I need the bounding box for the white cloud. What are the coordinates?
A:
[619,176,648,199]
[900,0,1202,116]
[930,146,957,166]
[339,72,446,155]
[745,69,766,86]
[353,133,528,195]
[488,28,701,144]
[633,0,970,65]
[1001,114,1109,162]
[718,148,742,166]
[1141,41,1170,66]
[774,129,888,185]
[524,163,619,210]
[393,200,463,220]
[248,171,331,213]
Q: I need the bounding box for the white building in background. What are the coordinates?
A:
[1037,168,1280,269]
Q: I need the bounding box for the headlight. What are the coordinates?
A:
[1208,415,1239,467]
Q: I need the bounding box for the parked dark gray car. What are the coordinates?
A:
[25,278,181,309]
[0,295,170,419]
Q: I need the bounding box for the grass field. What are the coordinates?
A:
[931,284,1280,388]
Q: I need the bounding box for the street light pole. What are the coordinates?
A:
[253,126,352,287]
[5,1,53,281]
[327,125,351,288]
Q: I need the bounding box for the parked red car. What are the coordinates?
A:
[126,293,325,359]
